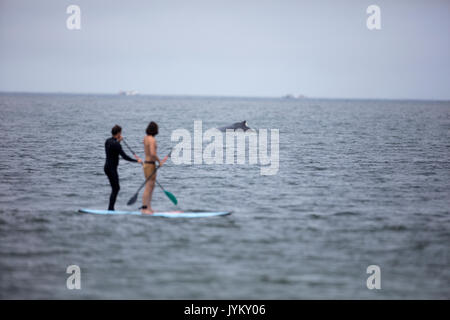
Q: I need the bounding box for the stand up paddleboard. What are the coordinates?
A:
[78,209,231,218]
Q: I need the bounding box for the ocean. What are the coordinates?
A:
[0,93,449,299]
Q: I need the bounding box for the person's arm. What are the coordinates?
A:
[159,155,167,166]
[117,143,138,162]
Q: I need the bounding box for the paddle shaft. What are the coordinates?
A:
[136,165,159,193]
[122,138,137,157]
[123,138,174,205]
[155,179,165,192]
[126,165,159,206]
[123,138,165,190]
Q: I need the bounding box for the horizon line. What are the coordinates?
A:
[0,90,449,102]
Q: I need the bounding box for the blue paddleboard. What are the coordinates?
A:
[78,208,231,218]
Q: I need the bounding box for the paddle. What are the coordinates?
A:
[126,165,158,206]
[123,138,176,206]
[129,154,177,206]
[155,179,178,205]
[122,138,138,156]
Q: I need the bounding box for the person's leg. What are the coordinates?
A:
[105,167,120,211]
[142,182,151,214]
[141,164,150,213]
[109,178,120,211]
[147,175,156,213]
[142,164,156,214]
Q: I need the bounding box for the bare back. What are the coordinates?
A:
[144,135,157,162]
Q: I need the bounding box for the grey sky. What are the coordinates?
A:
[0,0,449,99]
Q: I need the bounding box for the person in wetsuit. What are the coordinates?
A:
[104,125,142,210]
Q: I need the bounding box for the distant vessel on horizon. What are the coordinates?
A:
[118,90,139,96]
[282,93,307,99]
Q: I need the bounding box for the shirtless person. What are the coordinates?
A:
[141,121,166,214]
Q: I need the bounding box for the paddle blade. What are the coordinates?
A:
[127,193,138,206]
[164,190,178,205]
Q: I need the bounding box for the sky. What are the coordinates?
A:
[0,0,449,99]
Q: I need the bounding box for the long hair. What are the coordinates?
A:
[146,122,158,136]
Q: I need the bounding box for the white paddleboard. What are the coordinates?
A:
[78,208,231,218]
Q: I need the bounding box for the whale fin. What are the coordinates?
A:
[218,120,251,132]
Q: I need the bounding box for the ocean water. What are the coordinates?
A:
[0,93,449,299]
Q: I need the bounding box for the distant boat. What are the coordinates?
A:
[118,90,139,96]
[282,94,307,99]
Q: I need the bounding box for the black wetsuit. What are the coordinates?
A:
[104,137,137,210]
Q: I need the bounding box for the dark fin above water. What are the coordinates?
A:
[218,120,251,132]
